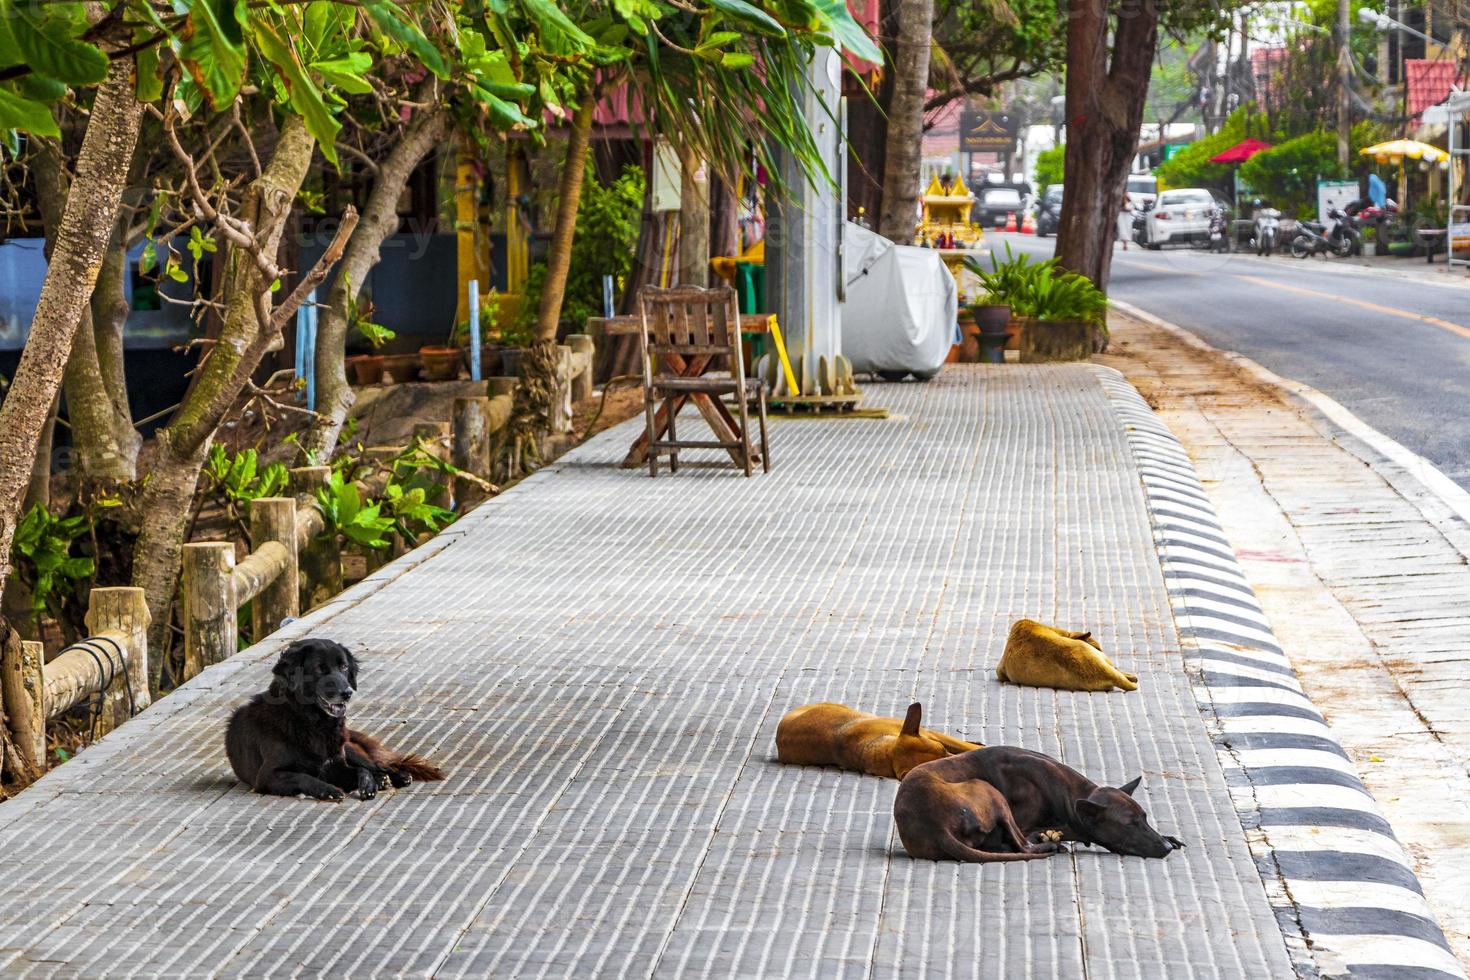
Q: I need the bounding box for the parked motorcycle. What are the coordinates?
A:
[1252,206,1281,256]
[1323,206,1360,257]
[1206,207,1231,253]
[1289,220,1333,258]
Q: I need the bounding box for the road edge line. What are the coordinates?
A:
[1109,298,1470,534]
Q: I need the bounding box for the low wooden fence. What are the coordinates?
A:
[2,344,594,771]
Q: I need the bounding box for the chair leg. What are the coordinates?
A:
[667,393,679,474]
[758,386,770,473]
[737,388,753,477]
[643,389,658,478]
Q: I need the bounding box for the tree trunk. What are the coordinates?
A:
[677,146,710,286]
[847,0,899,225]
[1054,0,1159,291]
[534,100,595,344]
[709,172,739,261]
[876,0,934,244]
[304,103,451,459]
[91,222,142,469]
[0,58,142,602]
[132,116,317,685]
[31,136,140,489]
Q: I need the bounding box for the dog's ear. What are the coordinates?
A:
[272,641,308,678]
[1119,776,1142,797]
[1076,631,1093,643]
[344,647,359,689]
[1075,799,1106,820]
[900,702,922,737]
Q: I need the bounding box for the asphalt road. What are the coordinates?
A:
[990,231,1470,490]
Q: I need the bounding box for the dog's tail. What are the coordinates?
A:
[931,732,984,755]
[393,753,445,782]
[937,831,1055,863]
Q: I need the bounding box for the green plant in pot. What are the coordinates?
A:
[453,289,505,375]
[346,292,394,385]
[964,245,1045,350]
[1007,262,1107,363]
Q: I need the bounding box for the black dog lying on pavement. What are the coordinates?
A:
[894,745,1184,862]
[226,638,443,801]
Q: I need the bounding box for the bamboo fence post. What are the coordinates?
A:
[85,587,152,723]
[452,396,492,510]
[250,497,299,639]
[568,334,595,403]
[1,637,45,772]
[291,465,341,611]
[182,542,236,682]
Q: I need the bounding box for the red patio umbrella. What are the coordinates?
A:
[1210,138,1273,164]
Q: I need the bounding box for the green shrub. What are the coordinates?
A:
[964,245,1105,324]
[1033,144,1064,193]
[518,162,645,330]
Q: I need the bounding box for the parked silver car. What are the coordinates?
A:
[1139,188,1215,248]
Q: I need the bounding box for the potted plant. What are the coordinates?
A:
[1360,223,1377,257]
[346,296,394,385]
[418,344,463,381]
[496,319,535,377]
[454,289,505,375]
[964,246,1034,350]
[381,353,420,383]
[1009,263,1108,363]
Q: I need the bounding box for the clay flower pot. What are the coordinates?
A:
[461,343,503,377]
[381,353,420,384]
[349,354,385,386]
[970,303,1011,334]
[419,346,462,382]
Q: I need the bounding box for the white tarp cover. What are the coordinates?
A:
[840,221,958,375]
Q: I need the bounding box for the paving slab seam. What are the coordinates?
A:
[1093,366,1467,980]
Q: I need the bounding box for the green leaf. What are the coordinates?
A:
[720,51,755,69]
[805,0,881,62]
[310,53,373,94]
[521,0,597,54]
[361,1,448,79]
[0,0,107,85]
[134,41,165,102]
[176,0,247,107]
[139,241,157,275]
[703,0,786,36]
[0,86,59,137]
[252,20,340,161]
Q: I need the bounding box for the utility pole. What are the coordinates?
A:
[1337,0,1351,169]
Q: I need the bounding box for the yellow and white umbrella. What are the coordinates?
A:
[1359,139,1450,167]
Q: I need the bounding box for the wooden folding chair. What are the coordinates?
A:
[638,285,770,477]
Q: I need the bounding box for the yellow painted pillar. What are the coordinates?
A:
[455,147,480,326]
[506,146,529,293]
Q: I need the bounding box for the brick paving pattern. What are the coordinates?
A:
[0,366,1295,977]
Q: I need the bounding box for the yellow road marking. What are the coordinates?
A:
[1234,275,1470,341]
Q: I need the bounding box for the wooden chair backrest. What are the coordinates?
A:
[637,286,745,381]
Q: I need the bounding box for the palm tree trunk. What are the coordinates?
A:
[677,146,709,286]
[876,0,934,243]
[304,102,451,459]
[0,58,142,601]
[535,100,595,344]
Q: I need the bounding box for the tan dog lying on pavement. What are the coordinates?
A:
[776,702,982,779]
[996,619,1138,692]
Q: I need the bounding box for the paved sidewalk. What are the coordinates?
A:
[1101,309,1470,970]
[0,366,1389,977]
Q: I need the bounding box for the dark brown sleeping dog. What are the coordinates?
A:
[225,638,443,800]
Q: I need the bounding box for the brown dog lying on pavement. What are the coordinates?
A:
[996,619,1139,692]
[894,746,1184,862]
[776,702,982,779]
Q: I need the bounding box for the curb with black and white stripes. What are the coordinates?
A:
[1096,368,1466,980]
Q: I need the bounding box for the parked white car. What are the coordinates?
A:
[1139,188,1215,248]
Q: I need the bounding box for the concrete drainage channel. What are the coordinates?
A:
[1098,368,1466,980]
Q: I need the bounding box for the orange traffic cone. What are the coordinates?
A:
[1004,212,1017,233]
[1020,212,1035,235]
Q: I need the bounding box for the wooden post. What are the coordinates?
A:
[1,635,45,773]
[250,497,298,640]
[85,587,152,723]
[549,344,574,434]
[452,396,492,510]
[291,465,341,611]
[568,334,595,403]
[182,542,236,682]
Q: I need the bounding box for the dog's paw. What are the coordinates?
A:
[1027,840,1068,855]
[356,769,378,800]
[1164,835,1186,850]
[314,786,345,802]
[389,770,412,789]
